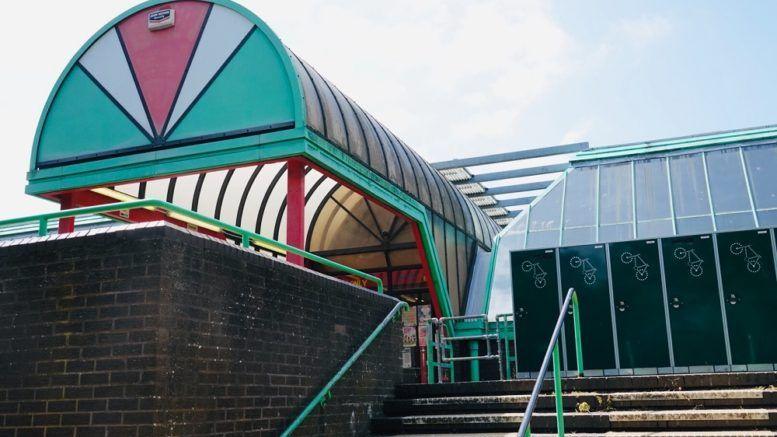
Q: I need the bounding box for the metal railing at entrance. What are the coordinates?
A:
[427,314,502,383]
[0,199,384,293]
[518,287,583,437]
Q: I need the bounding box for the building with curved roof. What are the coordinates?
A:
[26,0,500,323]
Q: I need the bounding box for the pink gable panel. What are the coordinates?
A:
[118,1,210,134]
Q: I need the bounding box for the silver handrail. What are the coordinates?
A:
[517,288,582,437]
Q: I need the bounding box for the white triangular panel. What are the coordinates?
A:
[165,5,254,135]
[79,28,153,136]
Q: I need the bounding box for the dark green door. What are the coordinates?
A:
[511,249,559,372]
[559,244,616,371]
[609,240,671,368]
[716,229,777,364]
[661,235,727,366]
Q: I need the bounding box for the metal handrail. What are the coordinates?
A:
[281,300,408,436]
[517,288,583,437]
[427,314,505,382]
[0,199,384,293]
[496,313,517,379]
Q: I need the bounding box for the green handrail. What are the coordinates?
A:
[281,300,408,436]
[0,199,383,293]
[518,287,583,437]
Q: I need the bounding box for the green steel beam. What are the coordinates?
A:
[27,129,307,195]
[572,124,777,164]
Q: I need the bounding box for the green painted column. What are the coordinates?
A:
[469,341,480,382]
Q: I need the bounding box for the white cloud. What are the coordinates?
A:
[255,0,577,160]
[560,119,597,144]
[614,15,672,46]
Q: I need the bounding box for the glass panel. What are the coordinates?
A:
[487,213,527,319]
[563,167,596,228]
[757,210,777,227]
[599,223,633,243]
[464,246,491,315]
[676,216,714,235]
[526,230,559,249]
[716,212,755,231]
[743,144,777,210]
[445,223,460,315]
[529,180,564,231]
[432,214,447,281]
[637,219,673,239]
[669,153,710,218]
[457,231,470,312]
[599,163,633,226]
[706,148,751,214]
[635,158,671,222]
[562,227,596,246]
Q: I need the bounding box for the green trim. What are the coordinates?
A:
[304,131,453,318]
[0,199,383,293]
[29,0,306,173]
[26,128,307,194]
[572,125,777,164]
[26,125,454,318]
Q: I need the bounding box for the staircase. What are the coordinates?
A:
[372,372,777,436]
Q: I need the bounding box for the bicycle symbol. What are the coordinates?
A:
[521,260,547,289]
[673,247,703,277]
[620,251,649,281]
[569,256,597,285]
[730,242,762,273]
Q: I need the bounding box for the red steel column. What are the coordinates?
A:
[58,193,76,234]
[286,158,305,266]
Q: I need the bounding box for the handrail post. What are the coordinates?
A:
[516,288,579,437]
[37,218,48,237]
[426,321,435,384]
[572,292,584,376]
[552,342,565,437]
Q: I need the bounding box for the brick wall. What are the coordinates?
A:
[0,224,403,436]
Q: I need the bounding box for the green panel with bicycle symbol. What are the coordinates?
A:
[511,248,560,373]
[559,244,616,371]
[609,239,671,368]
[661,235,727,367]
[716,229,777,365]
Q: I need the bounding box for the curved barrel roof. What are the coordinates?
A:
[289,52,500,247]
[28,0,498,250]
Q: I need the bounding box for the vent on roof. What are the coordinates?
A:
[470,196,497,207]
[494,217,513,226]
[439,167,472,182]
[482,207,509,217]
[455,182,486,195]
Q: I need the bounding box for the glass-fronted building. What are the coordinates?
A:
[480,126,777,374]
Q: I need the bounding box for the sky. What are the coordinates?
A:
[2,0,777,218]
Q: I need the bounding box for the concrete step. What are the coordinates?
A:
[384,388,777,415]
[371,408,777,434]
[396,372,777,399]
